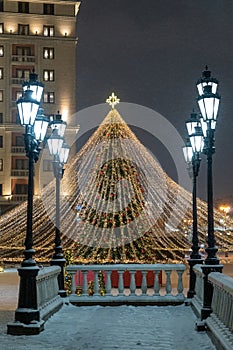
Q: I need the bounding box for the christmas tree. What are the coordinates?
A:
[0,94,232,263]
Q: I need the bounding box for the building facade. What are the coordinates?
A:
[0,0,80,213]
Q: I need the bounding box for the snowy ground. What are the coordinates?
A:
[0,270,217,350]
[0,303,217,350]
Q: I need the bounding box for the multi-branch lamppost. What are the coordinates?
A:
[196,67,221,265]
[47,113,70,297]
[196,67,224,320]
[8,72,49,334]
[183,111,204,299]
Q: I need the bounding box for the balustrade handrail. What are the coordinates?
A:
[67,263,186,272]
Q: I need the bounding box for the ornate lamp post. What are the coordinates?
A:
[8,73,49,334]
[183,112,204,299]
[47,113,70,297]
[197,67,221,265]
[196,67,223,321]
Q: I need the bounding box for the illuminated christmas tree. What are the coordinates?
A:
[0,94,233,264]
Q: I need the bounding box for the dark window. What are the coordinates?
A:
[0,184,2,195]
[44,4,54,15]
[18,2,29,13]
[0,113,2,123]
[16,46,31,56]
[18,24,29,35]
[15,136,24,146]
[43,47,54,59]
[14,184,28,194]
[43,159,53,172]
[16,159,28,170]
[0,136,3,147]
[0,1,3,12]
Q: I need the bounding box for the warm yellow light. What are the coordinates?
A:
[106,92,120,109]
[6,24,17,33]
[219,206,231,214]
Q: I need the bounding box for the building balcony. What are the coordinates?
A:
[11,77,25,85]
[11,169,28,177]
[12,55,35,63]
[10,194,27,203]
[11,146,25,153]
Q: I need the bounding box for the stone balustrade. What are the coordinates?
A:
[36,266,63,321]
[192,264,203,317]
[66,264,186,305]
[206,272,233,350]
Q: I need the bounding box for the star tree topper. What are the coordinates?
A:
[106,92,120,109]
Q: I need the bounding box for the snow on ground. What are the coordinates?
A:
[0,303,216,350]
[0,270,217,350]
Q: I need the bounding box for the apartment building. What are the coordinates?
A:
[0,0,80,213]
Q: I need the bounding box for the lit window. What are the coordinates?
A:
[0,46,3,56]
[18,24,29,35]
[0,68,3,79]
[16,69,30,79]
[16,91,22,100]
[43,47,54,59]
[43,70,54,81]
[44,92,55,103]
[0,90,3,102]
[0,23,3,34]
[43,25,54,37]
[0,160,2,171]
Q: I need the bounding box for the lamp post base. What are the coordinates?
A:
[201,264,223,320]
[7,264,44,335]
[7,319,45,336]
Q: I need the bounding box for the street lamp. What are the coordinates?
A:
[196,67,223,321]
[183,112,204,298]
[196,67,221,265]
[8,74,49,334]
[47,113,70,297]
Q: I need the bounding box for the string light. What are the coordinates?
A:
[0,108,233,264]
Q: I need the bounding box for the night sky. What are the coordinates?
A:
[75,0,233,203]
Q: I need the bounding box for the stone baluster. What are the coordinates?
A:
[223,291,229,326]
[71,271,76,294]
[165,269,172,295]
[82,270,88,296]
[229,295,233,331]
[141,271,147,295]
[94,270,99,295]
[129,270,136,295]
[153,270,160,295]
[105,270,112,295]
[177,270,184,294]
[118,270,124,295]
